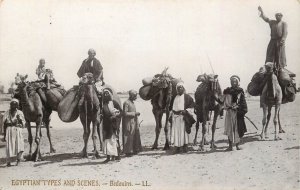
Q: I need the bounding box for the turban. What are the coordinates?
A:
[176,81,185,93]
[230,75,240,86]
[11,98,19,105]
[230,75,240,82]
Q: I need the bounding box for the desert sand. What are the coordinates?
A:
[0,94,299,190]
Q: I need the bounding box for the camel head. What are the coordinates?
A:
[80,73,94,84]
[265,62,274,74]
[15,73,28,85]
[196,73,218,83]
[78,72,100,111]
[197,73,221,100]
[14,73,30,90]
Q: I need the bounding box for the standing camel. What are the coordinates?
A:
[14,72,65,155]
[15,74,54,161]
[260,63,283,140]
[77,73,101,158]
[140,68,180,150]
[194,73,222,151]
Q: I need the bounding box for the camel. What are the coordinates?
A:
[77,73,102,158]
[15,74,55,161]
[194,73,222,151]
[140,68,179,150]
[260,63,283,140]
[77,73,123,157]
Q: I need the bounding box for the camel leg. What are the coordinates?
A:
[274,105,282,140]
[193,115,200,145]
[264,106,272,139]
[97,122,103,151]
[211,109,219,149]
[163,110,170,150]
[260,105,269,140]
[83,120,91,158]
[26,121,33,159]
[44,110,56,153]
[152,109,162,149]
[80,114,90,158]
[33,116,43,162]
[200,112,208,151]
[92,118,100,158]
[278,108,285,133]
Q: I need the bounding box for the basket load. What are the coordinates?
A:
[57,86,80,122]
[247,67,266,96]
[139,68,180,101]
[247,65,297,103]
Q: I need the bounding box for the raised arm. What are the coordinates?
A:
[258,6,270,23]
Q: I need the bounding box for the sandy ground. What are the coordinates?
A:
[0,94,299,190]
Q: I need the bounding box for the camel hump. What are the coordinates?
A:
[57,86,80,122]
[45,88,64,111]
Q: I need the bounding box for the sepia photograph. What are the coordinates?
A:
[0,0,299,190]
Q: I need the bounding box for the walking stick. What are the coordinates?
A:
[244,115,258,130]
[138,120,143,128]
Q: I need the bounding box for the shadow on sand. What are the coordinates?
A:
[284,146,300,150]
[33,153,83,167]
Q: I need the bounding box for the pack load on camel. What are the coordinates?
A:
[139,68,182,150]
[57,73,121,123]
[247,65,297,104]
[139,67,181,103]
[35,69,66,110]
[13,71,66,111]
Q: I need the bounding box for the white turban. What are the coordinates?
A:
[11,98,19,105]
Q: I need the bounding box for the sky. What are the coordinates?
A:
[0,0,299,93]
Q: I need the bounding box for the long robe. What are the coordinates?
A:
[3,109,25,158]
[223,87,248,143]
[263,19,288,68]
[102,100,122,156]
[122,99,142,154]
[170,94,194,147]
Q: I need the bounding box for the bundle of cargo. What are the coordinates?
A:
[57,83,122,123]
[41,87,66,111]
[278,68,297,104]
[57,85,80,122]
[247,67,266,96]
[139,68,179,101]
[247,65,297,103]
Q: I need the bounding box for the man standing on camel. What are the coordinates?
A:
[258,6,288,72]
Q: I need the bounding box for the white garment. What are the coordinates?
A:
[103,133,118,156]
[223,94,240,143]
[171,94,189,147]
[173,94,184,111]
[95,81,104,93]
[90,59,94,67]
[3,110,25,158]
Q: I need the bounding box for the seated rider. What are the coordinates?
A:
[77,48,104,94]
[35,58,60,87]
[35,59,64,98]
